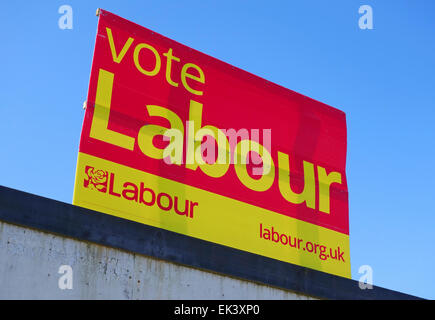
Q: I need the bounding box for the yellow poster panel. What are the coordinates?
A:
[73,152,351,278]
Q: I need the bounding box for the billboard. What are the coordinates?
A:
[73,9,350,278]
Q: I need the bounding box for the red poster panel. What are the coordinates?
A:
[74,9,350,277]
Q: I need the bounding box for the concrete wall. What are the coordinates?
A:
[0,186,421,300]
[0,221,312,300]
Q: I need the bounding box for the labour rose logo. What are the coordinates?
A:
[84,166,108,193]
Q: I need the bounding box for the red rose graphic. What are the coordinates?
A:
[84,166,108,193]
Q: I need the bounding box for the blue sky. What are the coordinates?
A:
[1,1,434,299]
